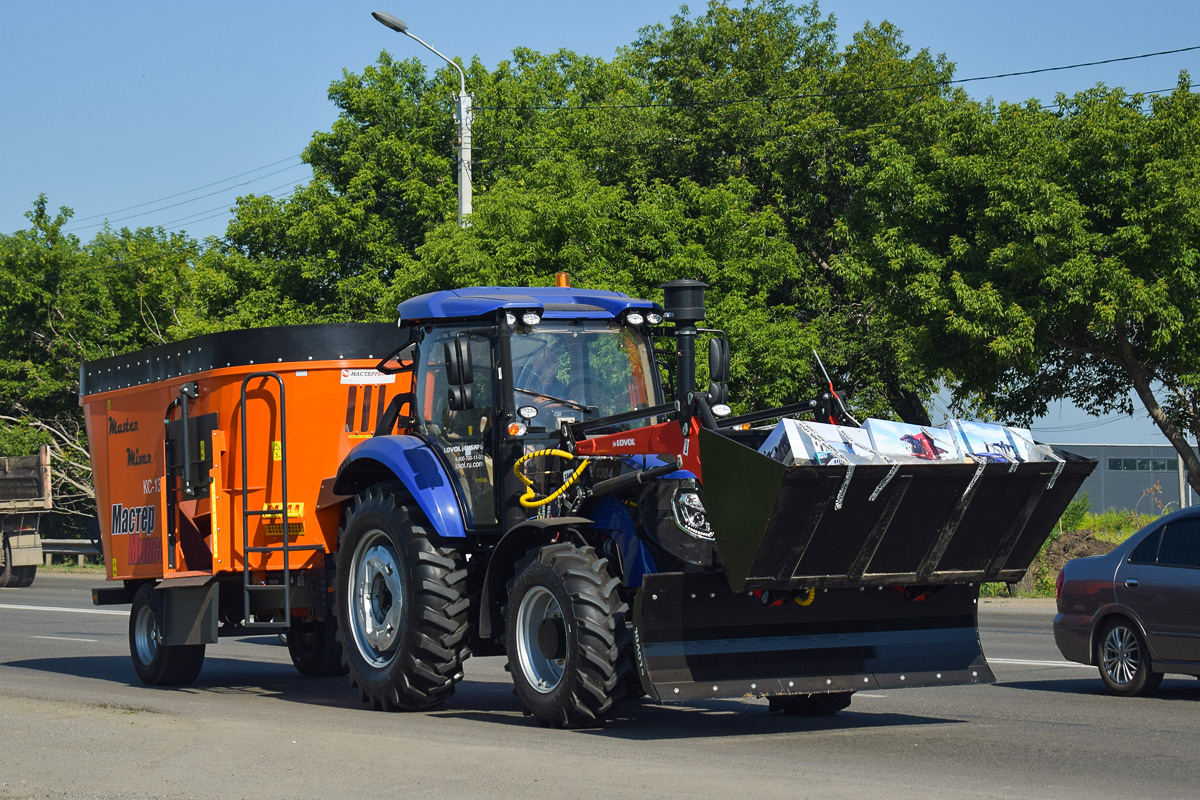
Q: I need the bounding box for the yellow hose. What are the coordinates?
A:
[513,448,591,508]
[794,587,816,606]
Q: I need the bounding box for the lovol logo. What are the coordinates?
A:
[108,417,139,435]
[611,438,637,448]
[125,448,152,467]
[110,503,156,536]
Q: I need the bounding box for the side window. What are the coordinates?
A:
[1128,528,1162,565]
[1157,519,1200,568]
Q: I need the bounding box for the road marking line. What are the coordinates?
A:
[31,635,99,642]
[0,603,125,616]
[990,657,1093,670]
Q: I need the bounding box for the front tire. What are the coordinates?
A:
[1098,617,1162,697]
[336,487,469,711]
[504,543,629,728]
[128,584,205,686]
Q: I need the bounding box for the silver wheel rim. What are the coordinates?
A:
[349,528,405,668]
[1102,625,1140,686]
[516,586,565,694]
[134,603,160,666]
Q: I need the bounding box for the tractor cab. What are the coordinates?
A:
[383,286,666,533]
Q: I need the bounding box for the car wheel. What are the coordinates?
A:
[1098,617,1163,697]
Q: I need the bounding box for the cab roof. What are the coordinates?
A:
[397,286,660,325]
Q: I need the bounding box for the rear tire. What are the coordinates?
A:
[504,543,628,728]
[768,692,854,716]
[0,537,37,588]
[287,618,348,677]
[336,487,469,711]
[128,585,205,686]
[1098,617,1162,697]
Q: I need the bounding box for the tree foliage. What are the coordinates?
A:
[4,0,1200,512]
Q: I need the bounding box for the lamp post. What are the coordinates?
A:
[372,10,472,226]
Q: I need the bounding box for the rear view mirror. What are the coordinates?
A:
[445,337,476,411]
[707,336,730,404]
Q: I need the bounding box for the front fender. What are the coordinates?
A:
[333,435,466,539]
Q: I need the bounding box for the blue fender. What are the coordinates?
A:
[586,494,657,588]
[333,435,467,539]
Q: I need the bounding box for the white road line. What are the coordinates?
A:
[31,635,99,642]
[989,657,1093,670]
[0,603,125,616]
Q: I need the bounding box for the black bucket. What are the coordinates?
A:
[698,428,1097,593]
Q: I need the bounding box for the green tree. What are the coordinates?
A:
[842,77,1200,488]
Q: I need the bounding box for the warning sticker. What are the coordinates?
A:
[340,369,396,385]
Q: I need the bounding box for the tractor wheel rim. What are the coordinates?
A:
[134,604,159,666]
[350,528,404,668]
[1103,625,1139,685]
[516,586,565,694]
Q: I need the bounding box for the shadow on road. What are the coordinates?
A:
[4,653,974,736]
[999,676,1200,701]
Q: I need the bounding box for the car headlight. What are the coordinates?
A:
[672,489,714,540]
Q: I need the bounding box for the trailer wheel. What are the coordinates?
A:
[0,538,37,588]
[336,487,469,711]
[128,585,205,686]
[504,543,628,728]
[287,618,348,677]
[768,692,854,716]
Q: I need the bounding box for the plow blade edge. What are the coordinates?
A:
[699,429,1096,593]
[632,573,992,701]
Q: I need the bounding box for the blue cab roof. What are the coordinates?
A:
[397,286,659,324]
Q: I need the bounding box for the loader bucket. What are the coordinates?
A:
[631,573,993,701]
[698,428,1096,593]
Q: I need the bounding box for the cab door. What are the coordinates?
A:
[416,327,498,530]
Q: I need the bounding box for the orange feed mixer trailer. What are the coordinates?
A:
[83,323,399,682]
[83,283,1095,728]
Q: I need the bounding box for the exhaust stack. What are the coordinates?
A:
[661,279,708,404]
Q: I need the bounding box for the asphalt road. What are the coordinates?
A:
[2,573,1197,800]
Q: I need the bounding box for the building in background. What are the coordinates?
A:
[1052,443,1189,515]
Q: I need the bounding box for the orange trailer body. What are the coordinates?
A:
[80,324,403,588]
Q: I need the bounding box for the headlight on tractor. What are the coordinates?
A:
[673,489,714,540]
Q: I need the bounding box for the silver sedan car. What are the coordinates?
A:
[1053,507,1200,696]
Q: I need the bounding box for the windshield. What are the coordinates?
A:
[510,320,659,430]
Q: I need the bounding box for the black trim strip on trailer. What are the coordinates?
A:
[79,322,404,397]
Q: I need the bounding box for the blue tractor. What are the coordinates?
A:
[323,278,1094,727]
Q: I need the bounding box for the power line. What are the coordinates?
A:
[479,44,1200,112]
[64,163,308,233]
[68,154,303,224]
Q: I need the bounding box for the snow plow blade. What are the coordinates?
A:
[631,574,992,701]
[699,428,1097,593]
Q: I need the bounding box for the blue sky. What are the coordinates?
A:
[3,1,1197,443]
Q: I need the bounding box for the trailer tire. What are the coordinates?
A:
[504,543,627,728]
[287,618,348,677]
[768,691,854,716]
[128,585,205,686]
[0,538,37,588]
[336,487,469,711]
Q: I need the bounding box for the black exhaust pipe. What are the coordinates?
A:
[660,279,707,405]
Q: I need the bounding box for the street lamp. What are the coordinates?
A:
[372,10,472,226]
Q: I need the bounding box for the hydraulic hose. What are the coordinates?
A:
[513,448,591,509]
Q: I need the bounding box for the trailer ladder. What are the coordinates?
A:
[239,372,323,630]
